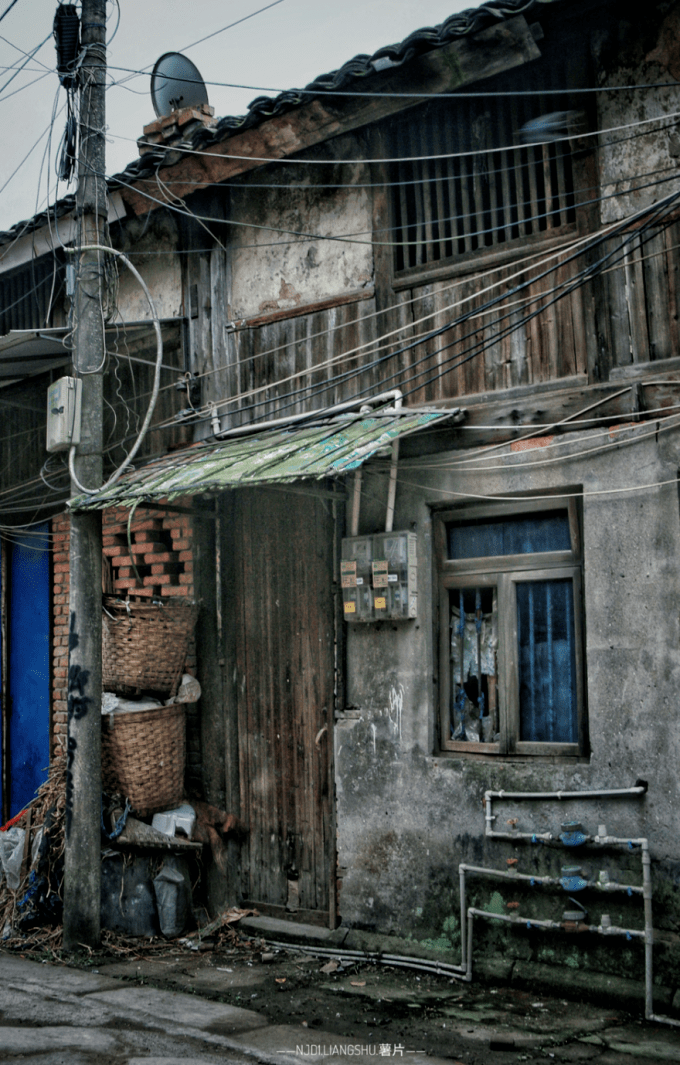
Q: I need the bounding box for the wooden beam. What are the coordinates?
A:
[119,16,541,216]
[398,371,680,450]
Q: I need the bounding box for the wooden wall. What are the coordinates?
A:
[190,214,680,426]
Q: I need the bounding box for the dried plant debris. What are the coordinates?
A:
[0,757,256,960]
[0,758,67,949]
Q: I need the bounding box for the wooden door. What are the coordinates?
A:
[229,487,338,926]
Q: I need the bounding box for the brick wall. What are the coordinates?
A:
[51,502,202,795]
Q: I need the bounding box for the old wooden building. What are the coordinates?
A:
[3,0,680,1009]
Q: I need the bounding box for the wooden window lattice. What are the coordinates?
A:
[388,67,582,275]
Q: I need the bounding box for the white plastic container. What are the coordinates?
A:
[151,804,196,840]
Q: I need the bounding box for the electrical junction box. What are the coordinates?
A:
[341,531,417,622]
[46,376,82,453]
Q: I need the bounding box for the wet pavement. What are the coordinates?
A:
[2,945,680,1065]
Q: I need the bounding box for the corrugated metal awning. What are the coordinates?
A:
[70,409,459,510]
[0,330,70,387]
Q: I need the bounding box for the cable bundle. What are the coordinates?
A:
[53,4,81,185]
[53,3,80,90]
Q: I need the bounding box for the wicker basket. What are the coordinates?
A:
[102,595,197,698]
[102,703,186,816]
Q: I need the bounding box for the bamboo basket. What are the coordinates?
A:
[102,703,186,816]
[102,595,197,698]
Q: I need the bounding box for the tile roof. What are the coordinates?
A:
[0,0,546,248]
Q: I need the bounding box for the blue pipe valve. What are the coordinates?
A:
[559,830,588,847]
[559,875,588,892]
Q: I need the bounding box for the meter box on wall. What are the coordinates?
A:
[341,531,417,622]
[46,376,82,453]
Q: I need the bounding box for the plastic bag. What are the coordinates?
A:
[0,827,25,891]
[153,857,193,937]
[166,674,201,705]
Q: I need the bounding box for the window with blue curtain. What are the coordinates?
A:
[439,502,583,755]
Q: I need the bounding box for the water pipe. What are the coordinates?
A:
[213,388,408,440]
[465,907,647,982]
[263,939,467,980]
[484,785,646,841]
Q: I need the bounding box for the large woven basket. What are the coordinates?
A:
[102,595,197,698]
[102,703,186,816]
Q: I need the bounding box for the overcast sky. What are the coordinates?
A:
[0,0,473,233]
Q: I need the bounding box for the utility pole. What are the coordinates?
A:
[63,0,107,950]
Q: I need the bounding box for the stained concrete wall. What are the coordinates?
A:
[335,418,680,980]
[227,137,373,321]
[114,210,182,321]
[596,5,680,224]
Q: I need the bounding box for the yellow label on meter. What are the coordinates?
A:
[374,597,387,610]
[344,601,356,614]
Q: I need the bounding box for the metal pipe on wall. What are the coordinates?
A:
[469,786,680,1027]
[214,388,407,441]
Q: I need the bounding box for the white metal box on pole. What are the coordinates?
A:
[46,376,82,453]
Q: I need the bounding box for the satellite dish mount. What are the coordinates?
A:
[150,52,210,119]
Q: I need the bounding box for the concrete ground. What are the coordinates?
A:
[2,938,680,1065]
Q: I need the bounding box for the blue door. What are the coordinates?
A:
[2,526,50,818]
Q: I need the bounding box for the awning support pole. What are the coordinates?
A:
[385,391,403,533]
[350,470,362,538]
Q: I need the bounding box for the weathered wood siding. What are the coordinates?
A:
[0,379,46,505]
[103,321,189,468]
[208,217,680,420]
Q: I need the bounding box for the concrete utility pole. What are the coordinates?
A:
[63,0,107,950]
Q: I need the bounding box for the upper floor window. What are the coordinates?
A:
[386,35,589,278]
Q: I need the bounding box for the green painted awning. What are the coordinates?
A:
[69,410,459,511]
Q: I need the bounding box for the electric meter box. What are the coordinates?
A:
[341,531,417,622]
[46,376,82,453]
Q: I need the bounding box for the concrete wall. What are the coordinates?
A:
[596,6,680,224]
[114,210,183,321]
[335,418,680,981]
[228,137,373,321]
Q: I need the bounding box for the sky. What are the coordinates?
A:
[0,0,473,233]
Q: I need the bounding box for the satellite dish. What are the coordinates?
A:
[151,52,209,118]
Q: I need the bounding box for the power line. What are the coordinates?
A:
[111,186,680,435]
[115,105,680,168]
[109,0,288,90]
[0,112,58,199]
[0,30,52,71]
[191,190,680,428]
[109,112,669,193]
[2,209,677,481]
[0,0,20,24]
[106,63,680,100]
[0,68,51,104]
[110,160,680,256]
[0,30,51,98]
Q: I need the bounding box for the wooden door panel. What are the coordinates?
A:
[232,488,336,919]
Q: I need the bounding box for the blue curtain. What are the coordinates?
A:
[517,579,577,743]
[449,512,570,559]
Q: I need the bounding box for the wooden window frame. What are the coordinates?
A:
[435,496,585,758]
